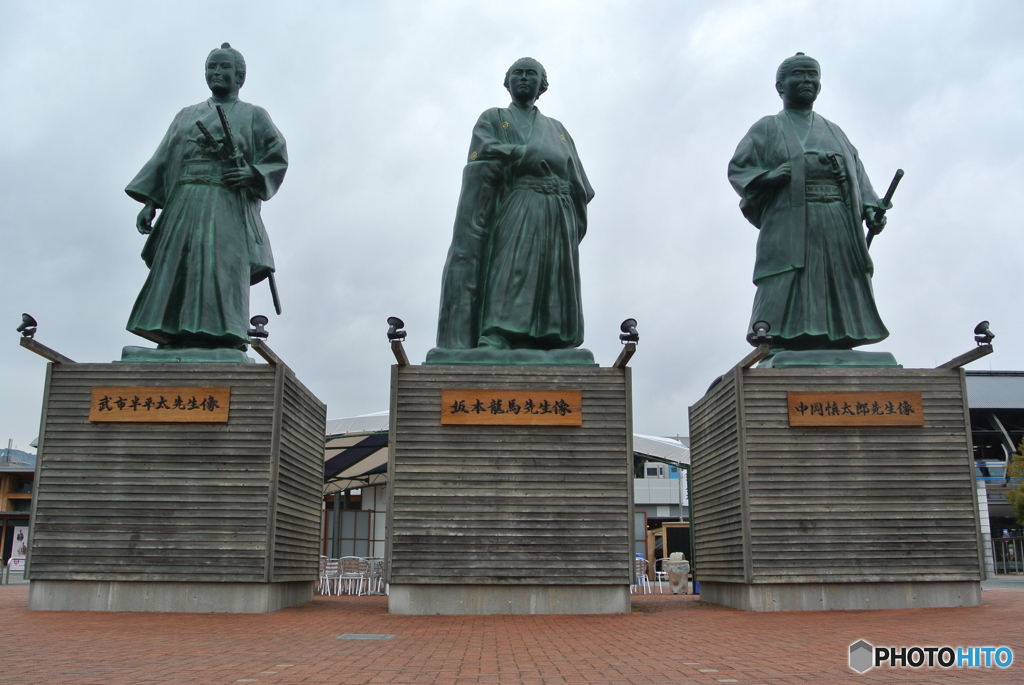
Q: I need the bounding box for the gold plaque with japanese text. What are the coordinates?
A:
[787,391,923,427]
[88,386,230,422]
[441,389,582,426]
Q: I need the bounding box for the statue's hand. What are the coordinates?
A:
[865,200,891,232]
[865,207,888,233]
[762,162,791,187]
[509,145,526,172]
[223,164,258,188]
[136,203,156,235]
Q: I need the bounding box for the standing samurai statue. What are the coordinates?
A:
[123,43,287,362]
[426,57,595,365]
[729,53,895,366]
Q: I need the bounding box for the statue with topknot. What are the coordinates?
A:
[729,53,894,367]
[123,43,287,362]
[427,57,595,365]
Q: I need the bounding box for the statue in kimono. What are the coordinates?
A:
[426,57,595,365]
[123,43,287,361]
[728,53,892,361]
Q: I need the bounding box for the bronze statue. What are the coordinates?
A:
[729,53,892,358]
[123,43,287,361]
[427,57,595,365]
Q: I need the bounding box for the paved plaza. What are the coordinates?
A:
[0,581,1021,684]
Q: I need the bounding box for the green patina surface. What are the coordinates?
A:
[430,58,594,366]
[729,53,895,365]
[122,44,286,363]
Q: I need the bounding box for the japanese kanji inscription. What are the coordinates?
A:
[441,389,582,426]
[787,391,923,427]
[88,386,230,423]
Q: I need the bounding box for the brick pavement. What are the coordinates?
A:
[0,584,1021,684]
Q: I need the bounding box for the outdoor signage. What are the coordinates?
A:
[441,389,582,426]
[8,526,28,572]
[787,391,924,427]
[88,386,230,423]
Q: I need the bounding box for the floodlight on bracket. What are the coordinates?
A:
[751,320,773,345]
[248,314,269,340]
[15,313,76,364]
[614,318,639,368]
[974,320,994,346]
[937,320,996,369]
[387,317,409,366]
[16,313,37,339]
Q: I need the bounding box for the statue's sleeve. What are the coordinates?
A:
[854,150,882,217]
[563,128,594,242]
[436,111,506,349]
[125,109,187,208]
[469,109,519,162]
[728,117,778,229]
[249,107,288,202]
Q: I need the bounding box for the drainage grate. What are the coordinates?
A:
[336,634,394,640]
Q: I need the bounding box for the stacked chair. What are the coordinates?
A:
[316,556,387,596]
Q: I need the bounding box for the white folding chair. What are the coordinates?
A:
[655,558,669,593]
[632,557,651,594]
[322,558,340,596]
[365,558,385,595]
[338,556,368,595]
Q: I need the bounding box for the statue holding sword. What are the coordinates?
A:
[729,53,901,353]
[124,43,287,359]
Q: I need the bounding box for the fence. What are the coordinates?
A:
[992,536,1024,575]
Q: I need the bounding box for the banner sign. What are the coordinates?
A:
[787,391,924,427]
[441,389,582,426]
[88,386,230,423]
[9,526,29,572]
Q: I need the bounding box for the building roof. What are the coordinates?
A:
[633,434,689,466]
[966,371,1024,410]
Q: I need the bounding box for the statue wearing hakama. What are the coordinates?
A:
[729,53,889,353]
[125,44,286,355]
[430,58,594,363]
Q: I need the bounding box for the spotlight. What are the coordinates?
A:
[752,320,772,345]
[619,318,639,344]
[974,321,994,346]
[248,315,269,340]
[16,313,37,339]
[387,317,407,343]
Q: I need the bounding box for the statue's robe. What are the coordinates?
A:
[125,98,287,348]
[729,109,888,349]
[435,102,594,350]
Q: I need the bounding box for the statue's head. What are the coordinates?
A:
[775,52,820,107]
[504,57,548,101]
[206,42,246,96]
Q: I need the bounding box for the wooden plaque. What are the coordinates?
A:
[441,389,582,426]
[787,391,923,427]
[89,386,230,423]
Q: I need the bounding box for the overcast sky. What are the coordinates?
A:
[2,0,1023,450]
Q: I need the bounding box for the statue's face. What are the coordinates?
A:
[507,59,543,102]
[206,50,239,95]
[777,59,820,106]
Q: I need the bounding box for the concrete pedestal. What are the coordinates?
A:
[689,366,984,611]
[29,580,314,613]
[388,584,631,615]
[699,580,981,612]
[26,359,326,613]
[386,364,634,614]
